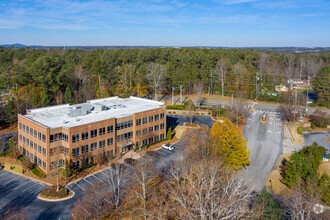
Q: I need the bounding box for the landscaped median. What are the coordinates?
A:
[38,185,75,202]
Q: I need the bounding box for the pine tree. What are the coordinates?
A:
[64,86,73,104]
[40,88,50,107]
[209,117,250,169]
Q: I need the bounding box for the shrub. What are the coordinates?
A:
[31,165,46,178]
[40,185,69,198]
[166,105,184,110]
[297,127,311,134]
[309,109,330,128]
[75,163,96,173]
[167,127,172,140]
[183,99,196,111]
[17,155,25,162]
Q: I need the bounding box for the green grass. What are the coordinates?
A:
[31,165,46,178]
[297,127,311,135]
[166,105,185,110]
[1,162,23,174]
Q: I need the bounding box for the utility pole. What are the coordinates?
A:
[231,94,234,108]
[292,110,297,142]
[295,87,298,107]
[210,70,213,96]
[172,87,175,105]
[180,85,183,104]
[306,76,310,106]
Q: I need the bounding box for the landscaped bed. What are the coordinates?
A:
[39,185,72,199]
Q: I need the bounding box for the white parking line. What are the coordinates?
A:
[0,171,12,177]
[21,182,38,192]
[83,178,92,185]
[92,174,104,183]
[2,175,21,185]
[13,180,33,190]
[75,182,85,191]
[157,150,167,155]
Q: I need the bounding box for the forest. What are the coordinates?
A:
[0,47,329,126]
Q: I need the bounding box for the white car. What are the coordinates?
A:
[162,144,174,151]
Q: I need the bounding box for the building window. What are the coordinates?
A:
[23,136,25,144]
[26,126,29,134]
[107,138,113,146]
[149,137,154,144]
[42,147,46,156]
[99,140,106,148]
[91,142,97,151]
[149,115,153,123]
[136,142,139,147]
[31,141,34,149]
[50,133,68,143]
[38,158,41,166]
[143,128,148,135]
[30,128,33,135]
[42,161,46,170]
[34,155,37,164]
[107,125,114,133]
[143,117,147,124]
[82,131,89,140]
[155,135,159,142]
[149,126,153,133]
[99,127,106,136]
[81,145,89,154]
[136,118,141,126]
[72,147,80,157]
[38,145,41,153]
[34,130,37,138]
[38,132,41,140]
[117,132,133,142]
[23,124,25,132]
[155,124,159,131]
[160,123,165,130]
[142,139,147,146]
[19,122,22,130]
[155,114,159,121]
[72,134,80,143]
[19,134,22,141]
[136,130,141,137]
[160,133,165,140]
[91,156,94,164]
[42,134,46,143]
[160,113,165,119]
[107,150,114,158]
[91,129,97,138]
[82,158,89,166]
[116,120,133,131]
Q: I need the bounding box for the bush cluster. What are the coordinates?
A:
[40,185,68,198]
[31,164,46,178]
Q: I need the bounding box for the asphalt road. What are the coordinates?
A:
[304,132,330,153]
[242,110,283,191]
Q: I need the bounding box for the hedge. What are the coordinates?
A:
[31,165,46,178]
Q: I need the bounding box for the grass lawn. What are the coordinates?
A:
[1,162,23,174]
[326,137,330,143]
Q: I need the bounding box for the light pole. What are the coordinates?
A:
[172,87,175,105]
[292,110,298,142]
[306,76,310,107]
[255,72,259,101]
[64,149,67,194]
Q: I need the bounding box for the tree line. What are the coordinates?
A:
[0,47,329,126]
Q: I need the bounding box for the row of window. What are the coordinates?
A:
[71,138,114,157]
[117,131,133,142]
[50,146,68,157]
[116,120,133,131]
[19,122,46,143]
[72,150,114,169]
[72,125,114,143]
[136,113,165,126]
[20,135,47,156]
[136,133,165,148]
[50,133,68,143]
[136,123,165,137]
[21,147,46,170]
[50,159,65,170]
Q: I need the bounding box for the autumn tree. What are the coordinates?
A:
[146,62,166,100]
[209,117,250,169]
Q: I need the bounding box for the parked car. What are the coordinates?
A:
[162,143,175,151]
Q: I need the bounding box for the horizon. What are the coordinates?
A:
[0,0,330,47]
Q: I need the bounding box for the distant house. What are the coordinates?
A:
[287,78,308,89]
[322,156,328,162]
[275,84,288,92]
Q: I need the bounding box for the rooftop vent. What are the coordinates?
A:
[66,103,92,118]
[92,103,107,112]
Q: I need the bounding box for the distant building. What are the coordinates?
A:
[322,156,328,162]
[18,96,166,175]
[287,78,308,90]
[275,84,288,92]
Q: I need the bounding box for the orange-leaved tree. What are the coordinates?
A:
[209,117,250,169]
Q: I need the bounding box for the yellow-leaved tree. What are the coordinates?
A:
[209,117,250,169]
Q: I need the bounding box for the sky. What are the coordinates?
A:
[0,0,329,47]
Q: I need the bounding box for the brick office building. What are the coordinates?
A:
[17,97,166,175]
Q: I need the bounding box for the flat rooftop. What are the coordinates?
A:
[21,96,165,129]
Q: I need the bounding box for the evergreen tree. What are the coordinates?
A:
[254,190,283,220]
[5,97,15,126]
[64,86,73,104]
[167,127,172,140]
[40,88,50,107]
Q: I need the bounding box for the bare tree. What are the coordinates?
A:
[216,58,227,97]
[146,62,166,100]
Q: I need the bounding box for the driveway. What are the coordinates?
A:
[242,110,283,191]
[304,132,330,153]
[167,114,215,129]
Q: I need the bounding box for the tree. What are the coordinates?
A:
[253,190,283,220]
[209,117,250,169]
[63,86,73,104]
[216,58,227,97]
[5,96,15,127]
[167,126,172,140]
[9,138,19,160]
[40,88,50,107]
[184,99,196,123]
[146,63,166,101]
[312,65,329,107]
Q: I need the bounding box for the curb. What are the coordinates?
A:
[37,188,75,202]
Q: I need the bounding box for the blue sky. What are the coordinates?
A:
[0,0,329,47]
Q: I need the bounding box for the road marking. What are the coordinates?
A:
[2,175,21,185]
[13,180,33,190]
[75,182,85,191]
[92,174,104,183]
[267,130,272,133]
[0,171,12,177]
[83,178,92,185]
[21,182,38,192]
